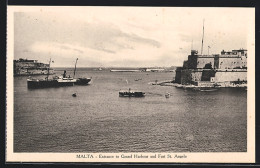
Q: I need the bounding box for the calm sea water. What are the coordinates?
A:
[14,68,247,152]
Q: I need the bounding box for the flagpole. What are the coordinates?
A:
[201,19,205,55]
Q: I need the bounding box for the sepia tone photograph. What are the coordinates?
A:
[6,6,255,163]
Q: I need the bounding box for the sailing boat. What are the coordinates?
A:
[74,58,92,85]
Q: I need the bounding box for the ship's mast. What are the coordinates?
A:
[73,58,78,78]
[46,58,51,81]
[201,19,205,55]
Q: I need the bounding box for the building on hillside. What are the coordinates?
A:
[14,58,54,76]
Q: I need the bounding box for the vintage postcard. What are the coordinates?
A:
[6,6,255,163]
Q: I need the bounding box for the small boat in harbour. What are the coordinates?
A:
[165,92,170,98]
[119,88,145,97]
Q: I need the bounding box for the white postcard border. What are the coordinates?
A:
[6,6,255,163]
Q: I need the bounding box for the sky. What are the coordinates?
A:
[11,7,254,67]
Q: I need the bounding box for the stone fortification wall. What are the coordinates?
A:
[187,55,215,69]
[176,69,213,84]
[175,69,246,84]
[196,57,215,69]
[189,55,247,69]
[179,69,192,85]
[190,71,202,82]
[214,70,247,82]
[14,62,49,69]
[15,62,36,68]
[187,55,198,69]
[218,56,247,69]
[175,68,182,83]
[184,52,247,70]
[201,70,215,81]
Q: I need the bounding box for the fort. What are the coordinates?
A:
[175,49,247,87]
[13,58,54,76]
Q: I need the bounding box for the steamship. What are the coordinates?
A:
[27,58,91,89]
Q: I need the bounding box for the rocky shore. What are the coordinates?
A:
[150,80,247,89]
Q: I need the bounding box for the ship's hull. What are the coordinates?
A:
[27,79,76,89]
[27,80,59,89]
[75,78,91,85]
